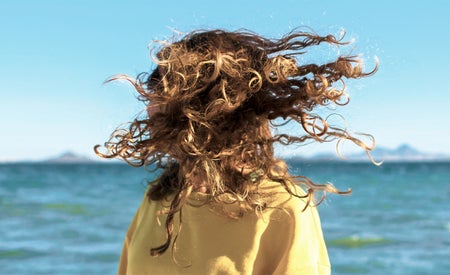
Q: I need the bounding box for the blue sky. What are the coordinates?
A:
[1,0,449,161]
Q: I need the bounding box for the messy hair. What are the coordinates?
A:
[95,29,377,256]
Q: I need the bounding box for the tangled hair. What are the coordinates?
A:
[95,29,377,257]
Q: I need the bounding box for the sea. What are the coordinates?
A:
[0,161,449,274]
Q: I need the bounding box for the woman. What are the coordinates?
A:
[95,29,377,274]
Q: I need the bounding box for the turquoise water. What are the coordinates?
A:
[1,162,449,274]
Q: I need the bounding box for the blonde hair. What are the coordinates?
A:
[95,29,377,256]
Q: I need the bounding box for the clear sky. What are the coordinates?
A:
[1,0,449,161]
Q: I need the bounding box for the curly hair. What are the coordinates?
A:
[95,29,377,256]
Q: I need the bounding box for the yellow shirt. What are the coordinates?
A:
[118,180,330,275]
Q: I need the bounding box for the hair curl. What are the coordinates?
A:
[95,29,377,257]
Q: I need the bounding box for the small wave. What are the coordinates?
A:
[328,235,391,248]
[446,222,450,232]
[42,203,87,215]
[0,249,43,259]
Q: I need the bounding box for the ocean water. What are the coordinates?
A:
[0,161,449,274]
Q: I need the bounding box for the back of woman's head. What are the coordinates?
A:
[144,30,274,170]
[97,29,375,182]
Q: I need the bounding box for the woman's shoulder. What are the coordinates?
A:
[258,179,310,211]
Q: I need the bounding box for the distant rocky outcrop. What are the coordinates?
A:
[349,144,449,162]
[289,144,450,162]
[43,151,95,163]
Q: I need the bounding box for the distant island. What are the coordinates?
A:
[288,144,450,162]
[43,151,97,163]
